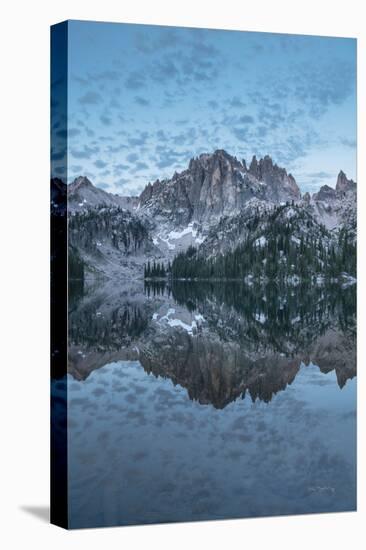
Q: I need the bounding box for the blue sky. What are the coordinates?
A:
[55,20,356,195]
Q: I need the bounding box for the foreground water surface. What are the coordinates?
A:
[55,281,356,528]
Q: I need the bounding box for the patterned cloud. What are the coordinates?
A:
[62,21,356,195]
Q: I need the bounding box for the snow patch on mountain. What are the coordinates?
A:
[255,236,267,247]
[153,306,206,335]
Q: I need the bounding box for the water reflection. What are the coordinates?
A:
[64,280,356,527]
[68,281,356,408]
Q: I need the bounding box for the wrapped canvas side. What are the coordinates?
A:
[50,21,68,529]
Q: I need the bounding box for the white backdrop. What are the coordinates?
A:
[1,0,365,548]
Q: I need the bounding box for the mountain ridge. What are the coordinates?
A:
[64,149,354,210]
[64,150,355,222]
[54,148,356,280]
[137,150,302,225]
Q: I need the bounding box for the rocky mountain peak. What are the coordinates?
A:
[247,154,300,201]
[64,153,357,280]
[311,171,356,205]
[137,149,304,226]
[188,149,241,172]
[336,170,356,194]
[139,181,153,203]
[248,154,282,180]
[248,155,260,178]
[260,154,275,171]
[313,184,336,202]
[67,176,139,213]
[69,176,93,193]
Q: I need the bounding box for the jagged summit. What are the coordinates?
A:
[313,184,337,202]
[63,151,356,279]
[187,149,242,173]
[336,170,356,194]
[248,154,294,180]
[187,150,294,183]
[69,176,93,192]
[312,170,356,202]
[138,149,301,224]
[247,154,299,200]
[64,154,356,232]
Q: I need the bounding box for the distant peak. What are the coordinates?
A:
[336,170,356,193]
[312,186,335,203]
[262,154,273,162]
[72,176,93,188]
[188,149,240,172]
[212,149,232,158]
[68,176,95,196]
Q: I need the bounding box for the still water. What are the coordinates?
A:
[59,281,356,528]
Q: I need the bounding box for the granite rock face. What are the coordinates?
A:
[138,150,301,225]
[312,184,337,202]
[336,170,356,195]
[63,150,356,278]
[248,154,300,202]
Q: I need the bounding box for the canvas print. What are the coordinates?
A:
[51,20,357,529]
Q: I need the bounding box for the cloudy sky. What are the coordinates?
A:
[54,20,356,195]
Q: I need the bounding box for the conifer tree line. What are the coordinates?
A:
[142,279,355,349]
[167,210,356,281]
[143,228,355,281]
[144,260,172,278]
[69,302,148,350]
[69,206,148,253]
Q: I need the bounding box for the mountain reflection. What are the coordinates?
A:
[68,280,356,408]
